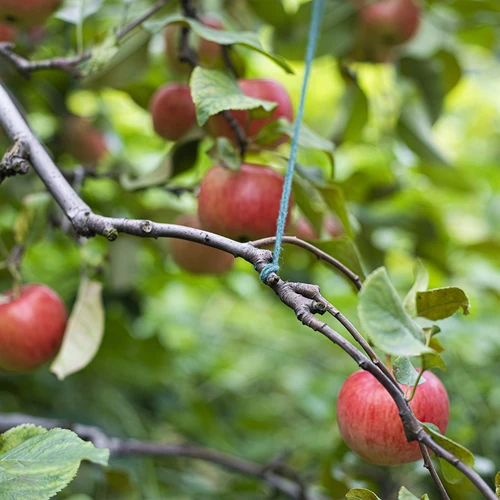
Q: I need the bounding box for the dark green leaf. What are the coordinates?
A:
[144,15,293,73]
[416,287,470,320]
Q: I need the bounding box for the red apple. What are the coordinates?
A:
[170,214,234,274]
[61,115,108,164]
[336,370,449,465]
[208,79,293,147]
[0,22,16,41]
[353,0,421,46]
[198,163,293,240]
[0,284,67,371]
[0,0,61,27]
[164,15,224,73]
[150,83,197,141]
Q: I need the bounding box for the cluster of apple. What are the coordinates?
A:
[149,17,298,275]
[350,0,421,63]
[0,0,59,43]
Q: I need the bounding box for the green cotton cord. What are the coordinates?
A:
[259,0,325,284]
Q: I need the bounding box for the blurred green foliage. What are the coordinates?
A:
[1,0,500,498]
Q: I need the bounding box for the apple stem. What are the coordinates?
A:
[406,369,425,402]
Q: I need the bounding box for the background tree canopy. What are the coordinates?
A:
[1,0,500,499]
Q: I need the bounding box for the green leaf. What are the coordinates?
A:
[55,0,103,24]
[51,277,105,380]
[83,34,119,77]
[398,486,429,500]
[208,137,241,171]
[0,424,109,500]
[314,238,366,284]
[83,29,151,89]
[393,356,426,386]
[144,15,293,73]
[190,67,277,126]
[318,184,352,238]
[397,104,450,165]
[332,79,369,143]
[403,260,429,317]
[358,268,434,356]
[346,488,382,500]
[416,287,470,320]
[292,176,327,235]
[422,423,475,484]
[260,118,335,163]
[495,471,500,498]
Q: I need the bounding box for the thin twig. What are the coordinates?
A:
[0,82,495,500]
[0,413,324,500]
[419,443,451,500]
[0,0,170,78]
[250,235,363,290]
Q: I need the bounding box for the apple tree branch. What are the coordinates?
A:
[0,81,495,500]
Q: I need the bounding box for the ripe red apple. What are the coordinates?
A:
[170,214,234,274]
[0,0,61,27]
[150,83,197,141]
[61,115,108,164]
[0,22,16,41]
[336,370,449,465]
[0,284,67,371]
[164,15,224,73]
[208,79,293,147]
[198,163,293,240]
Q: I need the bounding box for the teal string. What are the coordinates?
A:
[259,0,325,284]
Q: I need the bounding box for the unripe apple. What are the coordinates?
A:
[0,284,67,371]
[164,15,224,74]
[353,0,421,46]
[198,163,293,240]
[0,22,16,41]
[336,370,449,465]
[170,214,234,274]
[61,115,108,164]
[0,0,61,28]
[149,83,197,141]
[208,79,293,147]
